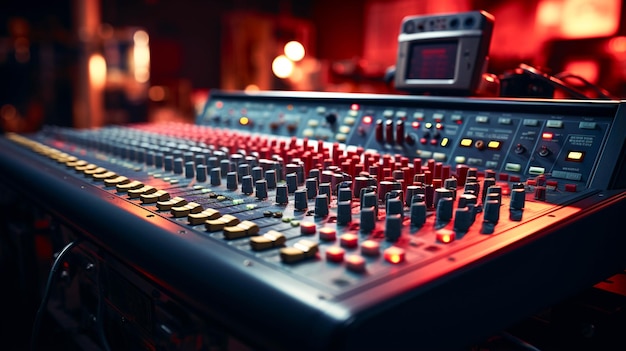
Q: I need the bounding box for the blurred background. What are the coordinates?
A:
[1,0,625,132]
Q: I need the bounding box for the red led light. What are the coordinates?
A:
[346,255,366,272]
[384,247,406,264]
[542,132,553,140]
[340,233,358,248]
[412,121,420,129]
[435,123,443,130]
[215,101,224,109]
[325,247,345,262]
[350,103,360,111]
[319,227,337,241]
[362,115,373,124]
[361,240,380,256]
[300,222,317,235]
[436,229,455,244]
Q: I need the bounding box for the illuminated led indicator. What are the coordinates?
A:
[412,121,420,129]
[239,116,250,125]
[542,132,553,140]
[346,255,366,272]
[325,247,345,262]
[460,138,473,147]
[435,123,443,130]
[340,233,358,248]
[215,101,224,109]
[300,221,317,235]
[436,229,456,244]
[440,138,450,147]
[383,247,406,264]
[567,151,584,162]
[350,103,360,111]
[362,115,373,124]
[361,240,380,256]
[287,104,294,110]
[425,122,433,129]
[319,227,337,241]
[487,141,501,149]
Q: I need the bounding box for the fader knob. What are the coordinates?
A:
[256,179,268,199]
[265,170,277,189]
[436,197,453,222]
[196,164,207,182]
[173,158,184,175]
[306,178,318,200]
[294,189,308,211]
[210,167,222,186]
[337,201,352,225]
[410,201,426,227]
[375,120,384,142]
[275,184,288,204]
[241,175,254,194]
[226,172,238,190]
[510,188,525,210]
[286,173,298,193]
[185,161,195,179]
[315,194,329,217]
[483,200,500,223]
[360,207,376,233]
[164,155,174,172]
[385,214,402,242]
[454,207,472,232]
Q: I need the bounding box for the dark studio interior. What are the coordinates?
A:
[2,0,626,350]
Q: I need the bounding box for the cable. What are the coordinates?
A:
[554,72,616,100]
[499,331,543,351]
[30,239,81,351]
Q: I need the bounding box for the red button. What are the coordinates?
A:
[361,240,380,256]
[384,247,405,264]
[565,183,577,192]
[436,229,455,244]
[340,233,358,248]
[300,222,317,235]
[346,255,366,272]
[319,227,337,241]
[326,247,345,262]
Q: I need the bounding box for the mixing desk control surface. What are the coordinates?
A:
[2,90,626,350]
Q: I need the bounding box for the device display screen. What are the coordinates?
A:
[406,41,458,80]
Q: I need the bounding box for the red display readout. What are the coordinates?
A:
[406,41,458,80]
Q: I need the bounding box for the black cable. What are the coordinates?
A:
[499,331,543,351]
[30,240,81,351]
[554,72,616,100]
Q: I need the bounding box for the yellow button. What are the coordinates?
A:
[250,230,286,251]
[440,138,449,147]
[128,185,155,198]
[75,163,97,172]
[116,180,143,192]
[93,171,117,181]
[84,167,107,176]
[279,247,306,263]
[205,215,240,232]
[140,190,170,203]
[66,160,87,168]
[567,151,584,162]
[157,196,187,211]
[237,220,260,236]
[171,202,203,218]
[223,225,247,239]
[460,138,473,147]
[104,176,129,187]
[188,208,221,225]
[487,141,501,150]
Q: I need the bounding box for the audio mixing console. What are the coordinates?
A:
[1,90,626,350]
